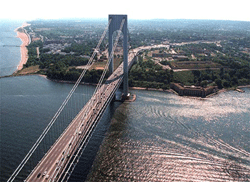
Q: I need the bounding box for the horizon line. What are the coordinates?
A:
[1,17,250,22]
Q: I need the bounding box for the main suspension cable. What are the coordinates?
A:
[59,18,126,182]
[7,18,112,182]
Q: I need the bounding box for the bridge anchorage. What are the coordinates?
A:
[8,14,139,182]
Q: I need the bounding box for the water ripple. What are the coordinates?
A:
[88,89,250,181]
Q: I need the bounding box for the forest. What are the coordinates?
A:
[22,18,250,90]
[129,56,172,89]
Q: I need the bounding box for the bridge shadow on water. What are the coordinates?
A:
[69,96,122,181]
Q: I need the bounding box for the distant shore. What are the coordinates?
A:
[15,23,30,71]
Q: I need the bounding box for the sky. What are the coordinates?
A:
[1,0,249,22]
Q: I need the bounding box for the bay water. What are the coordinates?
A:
[0,21,249,181]
[0,20,23,77]
[0,75,119,181]
[87,89,250,181]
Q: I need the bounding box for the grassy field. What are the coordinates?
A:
[170,61,221,70]
[173,71,194,85]
[90,58,122,70]
[13,65,41,76]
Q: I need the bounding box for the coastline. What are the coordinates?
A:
[1,73,249,98]
[15,23,30,71]
[238,85,250,88]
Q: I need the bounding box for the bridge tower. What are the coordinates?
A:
[108,14,129,98]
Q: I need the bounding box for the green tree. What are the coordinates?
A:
[223,80,230,88]
[215,79,223,89]
[200,80,208,88]
[192,70,201,78]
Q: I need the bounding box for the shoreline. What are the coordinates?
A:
[238,85,250,88]
[1,73,249,98]
[15,23,30,71]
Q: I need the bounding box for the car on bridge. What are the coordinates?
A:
[42,170,47,177]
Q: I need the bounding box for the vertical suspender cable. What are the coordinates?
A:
[7,19,112,182]
[71,18,125,136]
[59,18,125,182]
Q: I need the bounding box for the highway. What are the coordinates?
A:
[25,49,140,182]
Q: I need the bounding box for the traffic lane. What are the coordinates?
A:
[27,51,136,181]
[26,108,87,181]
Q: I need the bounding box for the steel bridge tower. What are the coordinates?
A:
[108,14,129,98]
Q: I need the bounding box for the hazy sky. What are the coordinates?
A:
[1,0,249,21]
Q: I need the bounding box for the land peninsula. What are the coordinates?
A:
[14,19,250,97]
[15,23,30,71]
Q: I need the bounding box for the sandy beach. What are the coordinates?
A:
[15,23,30,70]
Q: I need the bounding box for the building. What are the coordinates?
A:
[170,83,218,98]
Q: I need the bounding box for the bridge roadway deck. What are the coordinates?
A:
[25,49,140,182]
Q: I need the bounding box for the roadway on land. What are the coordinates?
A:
[25,48,140,182]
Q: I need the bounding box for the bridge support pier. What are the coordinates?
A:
[108,14,129,98]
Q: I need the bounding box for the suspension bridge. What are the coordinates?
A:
[7,15,145,182]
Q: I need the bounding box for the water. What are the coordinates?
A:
[0,20,23,76]
[1,20,250,182]
[0,21,119,181]
[88,89,250,181]
[0,75,120,181]
[1,76,250,182]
